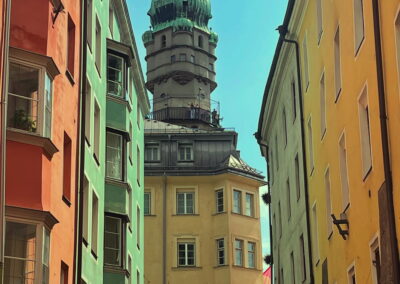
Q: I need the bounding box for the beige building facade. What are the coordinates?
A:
[144,173,264,284]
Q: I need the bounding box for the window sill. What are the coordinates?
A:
[7,128,59,158]
[214,264,229,269]
[62,195,71,207]
[232,265,261,272]
[65,69,75,85]
[212,211,227,216]
[231,212,258,220]
[172,266,202,271]
[145,214,157,217]
[104,265,129,277]
[83,238,88,247]
[177,160,195,163]
[172,214,200,217]
[145,160,161,164]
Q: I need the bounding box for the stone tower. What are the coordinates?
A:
[143,0,219,129]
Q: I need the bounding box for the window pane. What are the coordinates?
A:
[144,193,151,215]
[4,221,37,283]
[248,242,255,268]
[216,190,224,213]
[106,132,123,180]
[233,190,241,214]
[245,193,254,216]
[107,54,124,97]
[177,193,185,214]
[104,217,122,266]
[8,62,40,133]
[44,73,52,138]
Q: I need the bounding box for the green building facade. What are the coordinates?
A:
[79,0,150,282]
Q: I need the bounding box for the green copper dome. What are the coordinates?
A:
[148,0,212,32]
[142,30,154,44]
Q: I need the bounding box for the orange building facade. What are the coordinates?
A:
[4,0,80,283]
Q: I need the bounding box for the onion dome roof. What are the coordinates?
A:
[148,0,212,32]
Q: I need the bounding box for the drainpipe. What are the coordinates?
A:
[162,172,167,284]
[0,0,11,281]
[277,26,315,284]
[75,0,87,281]
[254,137,273,282]
[162,134,171,284]
[371,0,400,281]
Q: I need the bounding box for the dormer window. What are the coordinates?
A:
[161,35,167,48]
[198,35,203,48]
[178,143,193,161]
[8,60,54,137]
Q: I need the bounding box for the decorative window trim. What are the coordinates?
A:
[144,187,155,216]
[6,206,59,230]
[4,217,52,284]
[9,47,60,78]
[173,186,198,215]
[8,52,57,139]
[7,129,59,158]
[173,235,200,268]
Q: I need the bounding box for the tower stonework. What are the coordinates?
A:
[143,0,219,129]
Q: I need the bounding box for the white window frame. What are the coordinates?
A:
[177,242,196,267]
[353,0,365,54]
[339,131,350,211]
[8,58,53,138]
[107,53,126,98]
[104,216,123,267]
[106,131,124,181]
[145,143,160,162]
[358,85,372,178]
[347,264,356,284]
[144,192,151,216]
[215,189,224,213]
[234,239,243,266]
[245,193,254,217]
[178,143,193,161]
[216,238,225,266]
[176,192,195,215]
[233,190,242,214]
[247,241,256,269]
[370,236,380,284]
[4,219,51,284]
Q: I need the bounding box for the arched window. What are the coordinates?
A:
[161,35,167,48]
[198,35,203,48]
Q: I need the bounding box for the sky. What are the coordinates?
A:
[128,0,288,269]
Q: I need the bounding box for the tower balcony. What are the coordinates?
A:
[146,96,221,127]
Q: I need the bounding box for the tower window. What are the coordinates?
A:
[161,35,166,48]
[198,35,204,48]
[179,53,186,62]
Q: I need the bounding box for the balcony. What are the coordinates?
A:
[147,97,221,127]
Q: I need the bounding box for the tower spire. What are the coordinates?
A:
[143,0,219,129]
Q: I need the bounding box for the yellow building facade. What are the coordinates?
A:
[288,0,400,282]
[143,121,265,284]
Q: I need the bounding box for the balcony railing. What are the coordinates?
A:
[147,107,222,126]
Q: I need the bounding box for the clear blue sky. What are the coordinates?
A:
[128,0,288,269]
